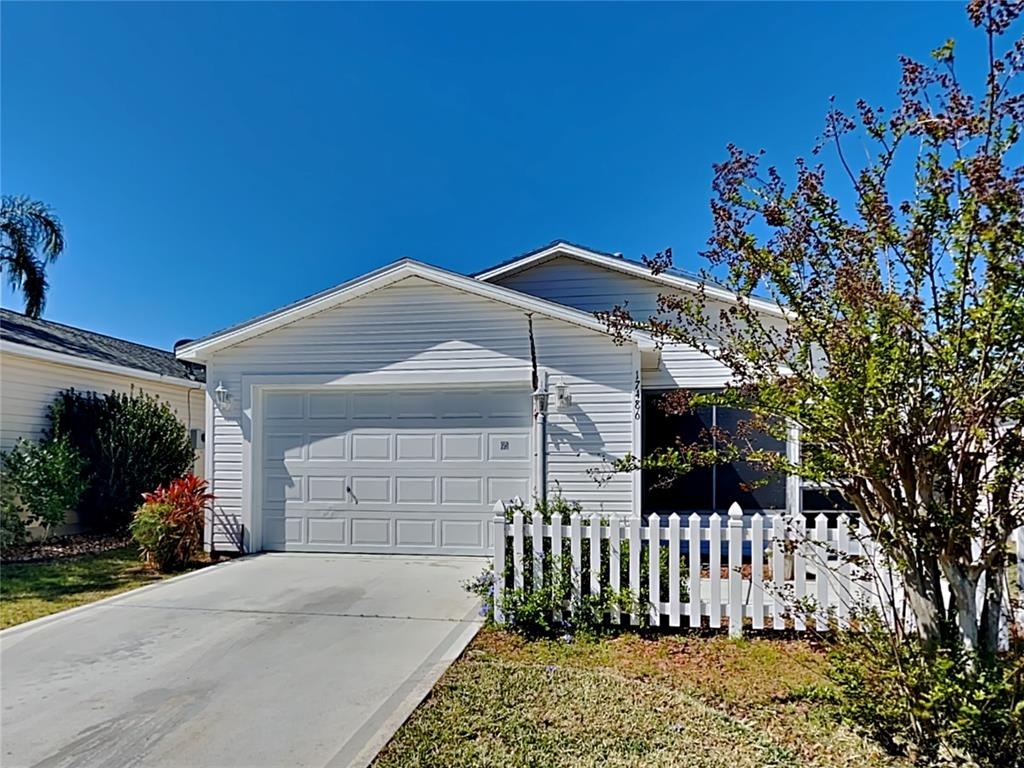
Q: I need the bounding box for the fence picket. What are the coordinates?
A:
[792,514,807,632]
[814,512,829,631]
[512,510,525,591]
[709,513,722,629]
[532,511,544,590]
[751,513,764,630]
[629,516,641,626]
[688,513,701,628]
[728,503,743,638]
[551,513,563,622]
[610,516,621,625]
[493,515,506,624]
[668,514,681,627]
[771,514,785,630]
[836,514,851,629]
[648,514,661,626]
[589,515,601,599]
[569,513,582,608]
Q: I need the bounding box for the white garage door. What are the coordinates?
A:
[259,387,532,554]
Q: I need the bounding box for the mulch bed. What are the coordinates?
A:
[1,533,135,564]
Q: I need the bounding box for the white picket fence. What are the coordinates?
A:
[492,501,1024,638]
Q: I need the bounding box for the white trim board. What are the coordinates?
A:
[177,259,654,362]
[0,340,204,389]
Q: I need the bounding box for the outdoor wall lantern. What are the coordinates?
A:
[532,385,549,416]
[214,381,232,409]
[554,377,572,410]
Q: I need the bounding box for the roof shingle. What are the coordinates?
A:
[0,308,205,383]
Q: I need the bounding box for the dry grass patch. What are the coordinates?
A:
[373,628,907,768]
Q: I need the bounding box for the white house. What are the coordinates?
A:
[176,241,799,556]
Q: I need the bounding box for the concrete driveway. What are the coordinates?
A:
[0,554,485,768]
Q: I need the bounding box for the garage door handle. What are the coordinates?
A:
[346,485,357,504]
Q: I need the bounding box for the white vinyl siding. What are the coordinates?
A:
[205,276,636,553]
[0,350,205,468]
[493,255,736,389]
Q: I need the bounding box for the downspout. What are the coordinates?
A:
[527,314,547,507]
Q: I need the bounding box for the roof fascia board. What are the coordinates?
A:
[0,340,203,389]
[476,244,788,319]
[177,260,646,362]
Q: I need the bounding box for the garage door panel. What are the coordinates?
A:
[488,433,529,460]
[265,392,305,419]
[396,519,437,547]
[308,475,347,502]
[396,476,436,504]
[265,434,305,461]
[352,518,391,546]
[488,477,530,504]
[351,392,393,419]
[441,519,486,548]
[350,475,391,503]
[260,387,529,553]
[307,517,347,545]
[351,434,392,460]
[308,434,347,460]
[440,476,483,505]
[440,433,483,461]
[265,475,303,502]
[396,433,436,460]
[308,392,349,419]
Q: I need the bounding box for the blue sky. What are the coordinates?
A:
[1,2,981,349]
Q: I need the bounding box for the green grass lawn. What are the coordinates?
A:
[0,546,185,629]
[372,628,908,768]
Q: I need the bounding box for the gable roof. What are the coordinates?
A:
[474,240,786,317]
[176,258,654,362]
[0,308,205,383]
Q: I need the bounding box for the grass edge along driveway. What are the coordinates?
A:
[0,545,196,629]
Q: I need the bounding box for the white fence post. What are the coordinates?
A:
[648,514,661,626]
[629,516,641,626]
[792,512,807,632]
[751,512,764,631]
[532,510,544,590]
[551,512,563,622]
[512,509,525,591]
[814,512,829,630]
[492,501,507,624]
[609,516,621,625]
[688,513,701,628]
[569,513,582,608]
[589,514,601,598]
[668,514,681,627]
[728,503,744,638]
[709,513,722,629]
[836,514,851,629]
[771,513,786,630]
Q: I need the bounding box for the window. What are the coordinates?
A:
[641,391,786,514]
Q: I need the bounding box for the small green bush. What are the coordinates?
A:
[0,500,27,551]
[130,502,178,570]
[826,622,1024,767]
[47,388,194,531]
[0,436,88,538]
[465,554,637,640]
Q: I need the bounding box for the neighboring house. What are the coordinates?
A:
[0,308,207,480]
[176,241,799,556]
